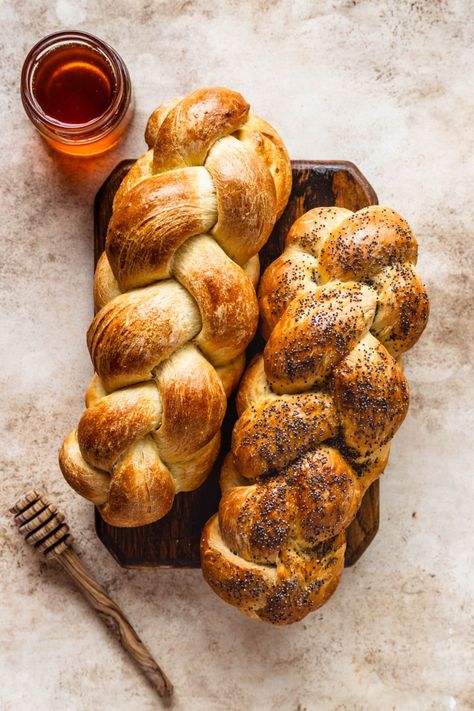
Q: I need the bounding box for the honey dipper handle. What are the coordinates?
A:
[56,548,173,698]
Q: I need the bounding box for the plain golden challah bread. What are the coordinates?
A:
[201,205,429,624]
[59,87,291,527]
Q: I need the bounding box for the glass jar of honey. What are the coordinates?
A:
[21,31,133,156]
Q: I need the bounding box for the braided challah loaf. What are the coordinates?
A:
[201,205,429,624]
[59,87,291,527]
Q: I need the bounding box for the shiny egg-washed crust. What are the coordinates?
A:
[201,205,429,624]
[59,87,292,527]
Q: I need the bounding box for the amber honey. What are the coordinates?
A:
[21,31,133,156]
[33,45,115,125]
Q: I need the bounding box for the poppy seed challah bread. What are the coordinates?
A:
[201,205,429,624]
[59,87,292,527]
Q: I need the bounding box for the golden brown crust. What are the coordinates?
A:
[172,235,258,366]
[370,262,430,357]
[232,393,338,479]
[106,168,217,291]
[60,87,291,527]
[84,372,107,407]
[87,282,201,392]
[215,354,246,398]
[201,515,346,625]
[285,206,353,257]
[201,205,429,624]
[234,113,292,219]
[258,206,354,339]
[167,431,221,493]
[77,383,161,470]
[235,355,274,416]
[331,333,410,457]
[242,254,260,289]
[318,206,418,283]
[152,87,250,173]
[93,251,121,312]
[263,282,378,393]
[112,150,154,211]
[218,446,361,566]
[153,345,226,462]
[207,136,277,265]
[356,443,391,490]
[258,249,318,340]
[59,430,110,505]
[144,96,183,149]
[100,437,175,527]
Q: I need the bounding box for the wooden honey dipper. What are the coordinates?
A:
[10,490,173,699]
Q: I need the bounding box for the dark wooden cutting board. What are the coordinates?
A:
[94,159,379,567]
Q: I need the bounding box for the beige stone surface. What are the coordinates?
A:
[1,1,473,709]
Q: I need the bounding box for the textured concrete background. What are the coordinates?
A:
[1,1,473,709]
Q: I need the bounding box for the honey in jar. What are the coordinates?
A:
[21,31,133,156]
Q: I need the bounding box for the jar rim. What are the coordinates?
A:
[21,30,132,144]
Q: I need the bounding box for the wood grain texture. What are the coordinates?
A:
[10,490,173,698]
[57,548,173,697]
[94,160,379,568]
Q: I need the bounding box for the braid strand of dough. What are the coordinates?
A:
[201,205,429,624]
[59,87,292,527]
